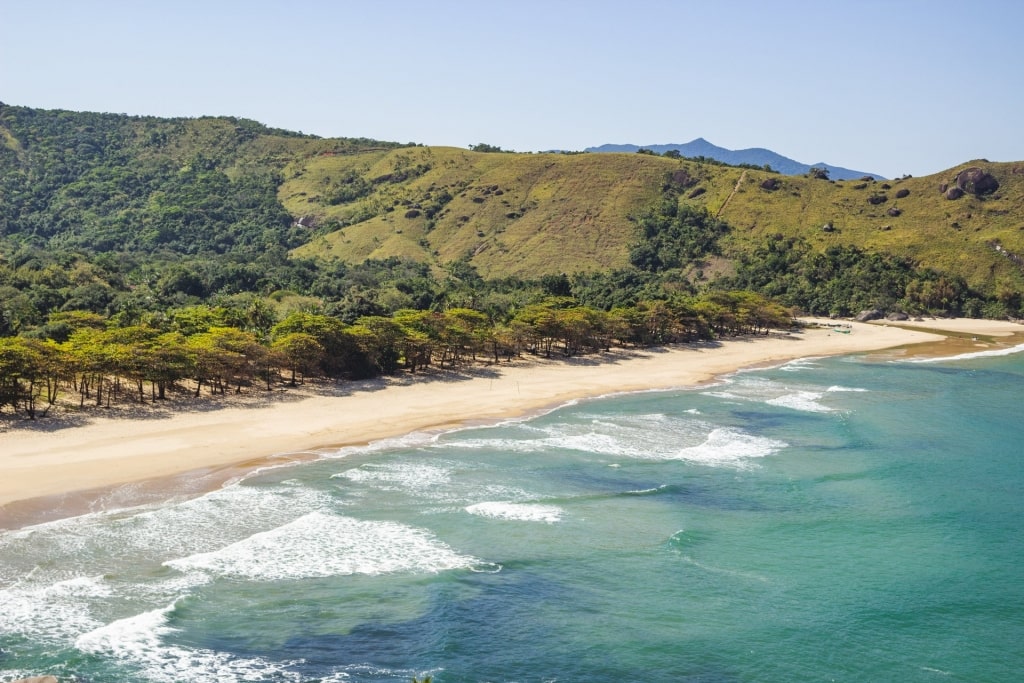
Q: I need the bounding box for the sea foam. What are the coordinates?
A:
[673,428,787,467]
[76,600,302,683]
[0,575,111,643]
[704,375,864,413]
[164,511,478,581]
[905,342,1024,364]
[465,501,564,523]
[766,390,833,413]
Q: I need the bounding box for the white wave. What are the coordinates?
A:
[776,357,823,372]
[333,460,452,489]
[626,485,668,495]
[465,501,563,523]
[905,342,1024,364]
[332,459,530,506]
[673,428,787,467]
[164,511,478,581]
[76,601,302,683]
[0,484,336,590]
[320,430,441,461]
[703,375,857,413]
[766,390,832,413]
[433,435,549,453]
[0,575,111,643]
[435,413,712,463]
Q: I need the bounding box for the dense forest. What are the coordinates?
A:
[0,104,1019,418]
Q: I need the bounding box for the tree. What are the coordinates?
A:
[0,337,63,417]
[272,332,324,385]
[187,327,263,395]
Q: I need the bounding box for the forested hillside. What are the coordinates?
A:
[2,103,1023,417]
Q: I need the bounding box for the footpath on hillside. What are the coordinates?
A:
[716,169,747,217]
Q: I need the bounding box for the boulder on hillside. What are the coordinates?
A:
[669,170,697,188]
[955,167,999,195]
[855,309,884,322]
[822,221,835,232]
[688,186,706,198]
[760,178,781,191]
[939,182,948,193]
[867,194,888,205]
[887,207,902,217]
[886,311,910,321]
[945,187,965,200]
[895,188,910,198]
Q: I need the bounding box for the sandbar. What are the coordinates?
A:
[1,317,1020,525]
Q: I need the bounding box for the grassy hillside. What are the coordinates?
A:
[287,148,670,277]
[707,162,1024,295]
[286,148,1024,296]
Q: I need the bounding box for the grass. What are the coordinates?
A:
[283,145,1024,294]
[709,161,1024,295]
[290,148,671,277]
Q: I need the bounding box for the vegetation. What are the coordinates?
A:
[2,103,1023,421]
[722,235,990,318]
[0,290,792,418]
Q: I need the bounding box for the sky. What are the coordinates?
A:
[2,0,1022,178]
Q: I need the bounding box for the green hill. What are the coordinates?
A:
[286,147,667,276]
[285,145,1024,297]
[2,103,1023,326]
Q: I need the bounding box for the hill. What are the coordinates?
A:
[585,138,883,180]
[284,146,1024,298]
[2,103,1023,327]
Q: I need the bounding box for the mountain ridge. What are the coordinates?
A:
[585,138,884,181]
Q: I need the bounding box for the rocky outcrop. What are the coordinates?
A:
[669,169,697,188]
[955,167,999,195]
[855,309,884,322]
[885,311,909,321]
[688,186,706,198]
[945,187,965,200]
[867,194,888,205]
[887,207,902,217]
[760,178,781,191]
[895,188,910,198]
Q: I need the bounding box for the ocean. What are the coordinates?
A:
[2,346,1023,682]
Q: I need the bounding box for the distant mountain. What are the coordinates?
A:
[585,138,884,180]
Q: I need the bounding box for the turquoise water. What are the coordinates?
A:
[2,348,1023,682]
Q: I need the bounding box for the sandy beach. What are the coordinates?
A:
[1,317,1021,525]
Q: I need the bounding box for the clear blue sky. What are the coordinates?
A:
[2,0,1022,178]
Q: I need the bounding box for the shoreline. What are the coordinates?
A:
[2,317,1022,529]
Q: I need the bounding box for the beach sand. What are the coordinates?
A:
[1,317,1021,525]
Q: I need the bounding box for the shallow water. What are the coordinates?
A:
[2,349,1023,682]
